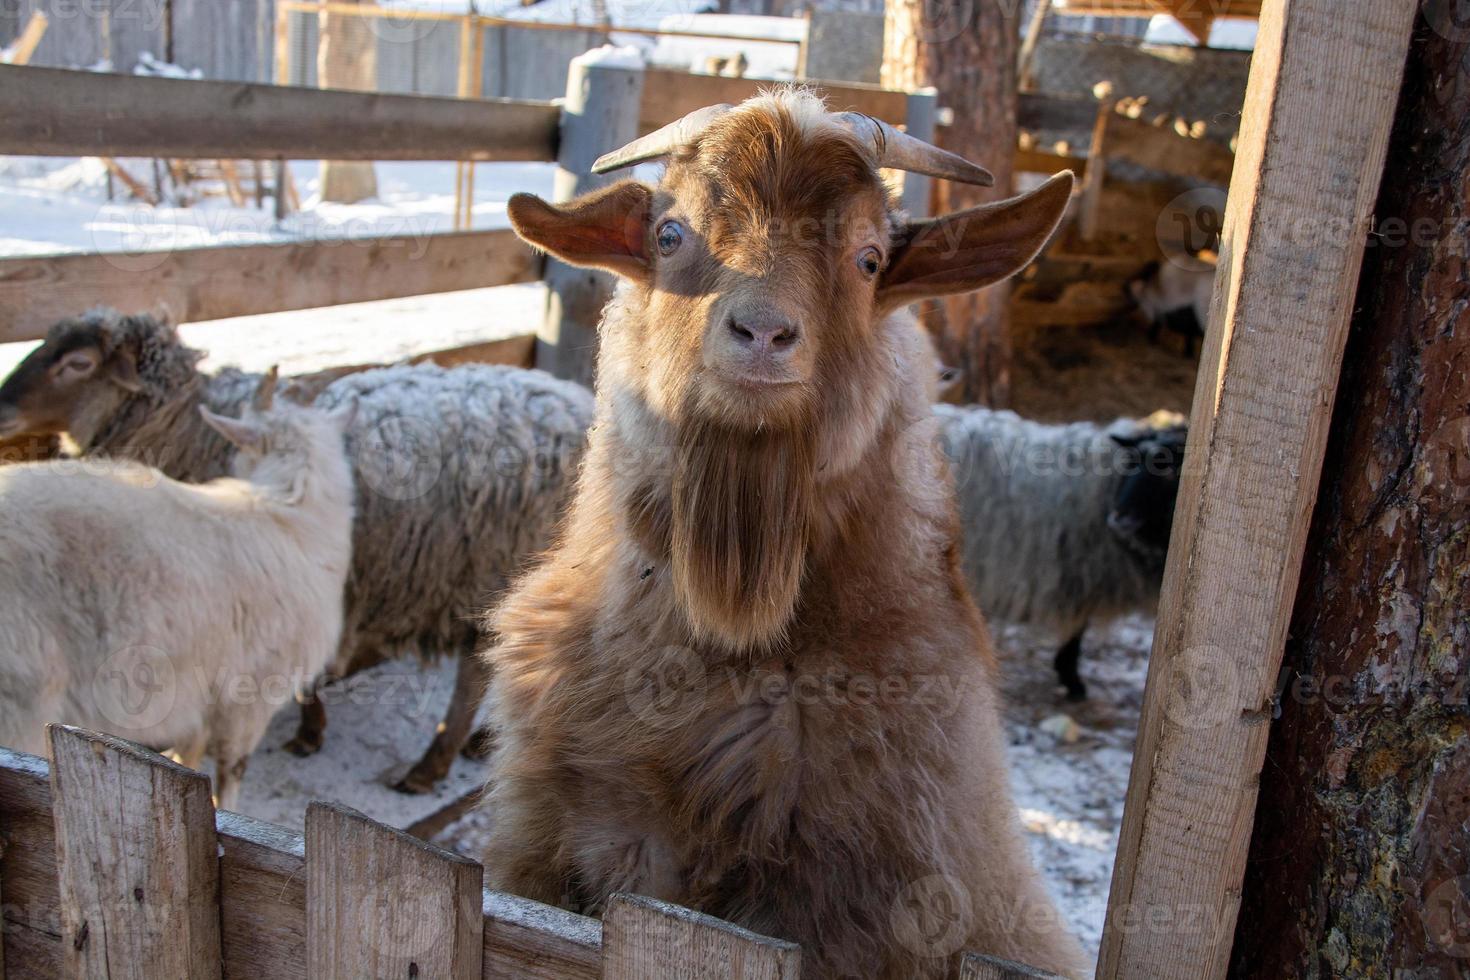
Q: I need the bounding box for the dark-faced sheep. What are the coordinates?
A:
[0,374,355,809]
[0,310,594,792]
[937,405,1187,700]
[479,90,1087,978]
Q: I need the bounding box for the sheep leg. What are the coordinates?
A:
[213,756,248,813]
[461,723,496,761]
[1054,630,1087,701]
[393,653,490,795]
[283,684,328,757]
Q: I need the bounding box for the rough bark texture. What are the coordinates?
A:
[318,0,379,204]
[1232,10,1470,977]
[882,0,1020,406]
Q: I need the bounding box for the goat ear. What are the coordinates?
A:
[199,407,264,452]
[879,171,1074,308]
[507,181,652,281]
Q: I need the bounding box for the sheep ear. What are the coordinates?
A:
[507,181,652,282]
[879,172,1074,308]
[199,407,264,452]
[107,351,144,393]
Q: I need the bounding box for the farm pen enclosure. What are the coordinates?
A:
[0,0,1459,975]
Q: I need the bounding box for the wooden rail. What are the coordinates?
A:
[0,230,540,345]
[0,65,561,162]
[0,732,1052,978]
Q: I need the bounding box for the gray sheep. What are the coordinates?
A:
[0,309,594,792]
[936,404,1187,700]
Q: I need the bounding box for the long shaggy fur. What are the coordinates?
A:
[1,310,594,785]
[0,399,354,810]
[935,404,1171,638]
[481,91,1086,979]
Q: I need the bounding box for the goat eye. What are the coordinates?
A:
[857,246,883,279]
[656,220,684,256]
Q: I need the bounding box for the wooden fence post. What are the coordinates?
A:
[536,55,646,387]
[901,88,937,218]
[601,893,801,979]
[305,802,483,979]
[48,726,223,980]
[1095,1,1418,977]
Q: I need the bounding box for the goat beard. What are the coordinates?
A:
[670,412,816,651]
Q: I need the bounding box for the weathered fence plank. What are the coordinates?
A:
[1096,0,1419,977]
[0,228,539,345]
[0,748,61,978]
[0,64,560,161]
[217,812,307,980]
[48,726,222,980]
[482,891,602,980]
[306,802,483,980]
[960,951,1063,979]
[639,69,909,134]
[602,893,801,980]
[536,57,645,386]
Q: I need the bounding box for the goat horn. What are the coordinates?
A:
[835,112,995,187]
[591,104,734,174]
[254,365,279,412]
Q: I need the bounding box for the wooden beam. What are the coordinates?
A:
[1096,0,1418,977]
[0,229,540,345]
[0,65,560,162]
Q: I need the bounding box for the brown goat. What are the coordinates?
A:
[481,91,1085,979]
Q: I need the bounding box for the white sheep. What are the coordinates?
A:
[936,403,1187,699]
[0,376,355,809]
[0,309,595,792]
[1128,258,1215,357]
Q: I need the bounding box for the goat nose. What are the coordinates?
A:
[728,315,799,350]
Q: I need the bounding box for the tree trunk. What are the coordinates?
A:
[318,0,378,205]
[1232,9,1470,976]
[882,0,1020,406]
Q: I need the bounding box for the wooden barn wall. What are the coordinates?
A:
[168,0,275,83]
[13,0,273,81]
[284,8,602,102]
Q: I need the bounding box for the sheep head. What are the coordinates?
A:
[508,89,1073,649]
[0,309,156,441]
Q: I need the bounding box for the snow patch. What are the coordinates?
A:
[572,43,646,70]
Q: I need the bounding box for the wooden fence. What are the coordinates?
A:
[0,59,942,373]
[0,728,1049,979]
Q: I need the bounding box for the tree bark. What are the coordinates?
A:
[318,0,379,205]
[882,0,1020,406]
[1232,9,1470,977]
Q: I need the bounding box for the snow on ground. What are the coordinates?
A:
[0,155,556,378]
[0,156,554,258]
[199,657,492,835]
